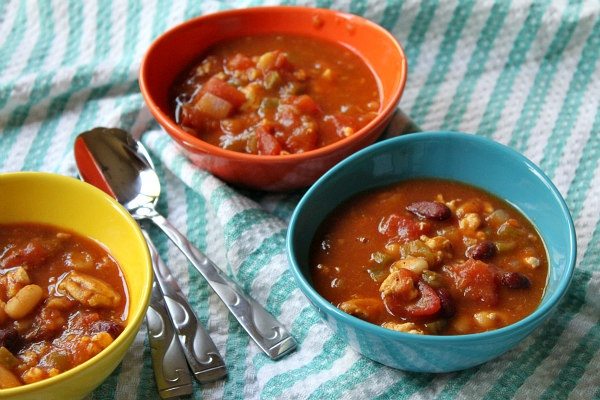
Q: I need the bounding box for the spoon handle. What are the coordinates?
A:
[150,214,297,360]
[143,230,227,382]
[147,281,194,398]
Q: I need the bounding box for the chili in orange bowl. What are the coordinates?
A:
[140,7,406,191]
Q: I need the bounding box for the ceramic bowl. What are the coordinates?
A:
[287,132,576,372]
[0,172,152,399]
[139,6,406,191]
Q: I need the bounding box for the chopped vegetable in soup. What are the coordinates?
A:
[172,34,380,155]
[310,179,548,335]
[0,223,128,388]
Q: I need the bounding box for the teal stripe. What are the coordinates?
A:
[264,269,296,317]
[443,1,512,130]
[20,1,87,171]
[477,0,553,137]
[0,0,55,133]
[209,185,239,219]
[508,0,584,153]
[0,1,26,76]
[133,336,159,400]
[566,110,600,221]
[539,18,600,176]
[261,336,347,399]
[270,194,302,223]
[315,0,333,8]
[483,269,593,398]
[59,0,142,163]
[435,367,478,399]
[307,357,382,399]
[402,0,439,69]
[0,1,56,166]
[223,208,274,247]
[0,74,55,170]
[410,0,476,126]
[184,0,203,20]
[349,0,368,16]
[62,0,84,65]
[375,372,437,399]
[379,0,404,31]
[0,0,8,24]
[540,322,600,399]
[253,307,320,372]
[223,311,251,400]
[93,363,124,399]
[235,231,286,293]
[24,0,55,74]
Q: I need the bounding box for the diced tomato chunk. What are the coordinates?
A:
[201,77,246,109]
[290,95,321,115]
[378,214,426,241]
[274,52,292,70]
[442,259,500,306]
[256,126,282,155]
[227,53,253,70]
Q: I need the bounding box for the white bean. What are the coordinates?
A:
[5,284,44,320]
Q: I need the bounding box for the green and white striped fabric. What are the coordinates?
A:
[1,0,598,399]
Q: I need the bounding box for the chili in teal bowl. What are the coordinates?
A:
[287,131,576,372]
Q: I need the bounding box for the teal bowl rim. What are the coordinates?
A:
[287,131,577,344]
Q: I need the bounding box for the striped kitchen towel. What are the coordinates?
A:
[0,1,598,399]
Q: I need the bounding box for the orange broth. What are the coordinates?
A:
[172,34,380,155]
[0,223,128,388]
[310,179,548,335]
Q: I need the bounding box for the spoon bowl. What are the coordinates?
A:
[75,128,296,360]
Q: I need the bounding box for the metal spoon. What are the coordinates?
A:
[74,128,227,383]
[74,127,297,360]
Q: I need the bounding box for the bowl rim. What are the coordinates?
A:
[287,131,577,343]
[139,5,407,164]
[0,171,153,395]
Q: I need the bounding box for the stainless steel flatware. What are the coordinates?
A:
[143,230,227,382]
[74,127,296,360]
[146,280,194,398]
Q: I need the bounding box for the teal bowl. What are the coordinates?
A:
[287,131,576,372]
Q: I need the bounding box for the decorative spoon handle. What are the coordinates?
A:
[146,280,194,398]
[149,214,297,360]
[143,230,227,382]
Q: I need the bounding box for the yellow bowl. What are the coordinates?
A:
[0,172,152,399]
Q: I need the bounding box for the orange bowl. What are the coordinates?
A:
[139,6,407,191]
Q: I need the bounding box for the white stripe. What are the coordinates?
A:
[256,314,329,386]
[2,0,40,80]
[78,1,98,64]
[454,332,540,398]
[566,273,600,400]
[458,1,533,134]
[420,2,494,130]
[108,0,127,66]
[401,0,456,114]
[524,6,598,165]
[491,0,569,144]
[44,0,68,71]
[409,375,454,400]
[250,252,289,306]
[286,346,360,399]
[512,274,600,399]
[548,62,600,195]
[389,0,423,43]
[114,327,148,398]
[134,0,158,63]
[342,366,403,399]
[572,161,600,271]
[0,1,20,49]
